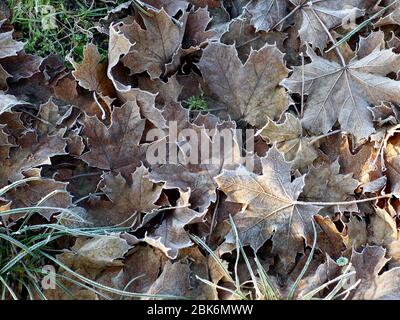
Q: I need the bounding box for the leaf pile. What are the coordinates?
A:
[3,0,400,300]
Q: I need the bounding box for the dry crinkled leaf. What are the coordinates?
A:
[122,245,168,293]
[0,52,43,82]
[149,107,242,212]
[258,113,318,171]
[0,131,67,187]
[142,0,189,16]
[0,29,24,59]
[220,17,287,63]
[245,0,375,50]
[351,246,400,300]
[198,42,289,128]
[146,254,216,299]
[107,25,133,91]
[291,0,374,50]
[80,101,147,177]
[144,190,205,259]
[369,206,398,246]
[375,0,400,27]
[4,178,73,221]
[300,160,359,213]
[283,44,400,140]
[216,146,320,266]
[71,43,114,96]
[121,8,185,79]
[0,91,27,115]
[295,255,341,299]
[137,75,183,107]
[183,7,214,49]
[117,87,167,129]
[86,165,163,228]
[314,215,348,259]
[347,215,368,249]
[385,134,400,196]
[58,235,131,271]
[245,0,287,32]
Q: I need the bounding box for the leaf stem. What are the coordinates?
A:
[295,194,393,207]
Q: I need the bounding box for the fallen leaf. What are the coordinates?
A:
[198,42,289,127]
[216,146,320,267]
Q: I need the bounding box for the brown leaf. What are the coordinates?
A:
[315,215,348,259]
[300,160,359,213]
[198,42,289,128]
[221,17,286,63]
[0,131,66,187]
[216,146,320,267]
[121,8,185,79]
[80,101,147,177]
[385,134,400,196]
[258,113,318,171]
[351,246,400,300]
[283,43,400,140]
[86,165,163,228]
[146,252,217,299]
[245,0,287,32]
[142,0,189,16]
[4,178,73,221]
[144,190,205,259]
[0,91,27,115]
[0,29,24,59]
[58,235,131,271]
[0,52,43,82]
[368,206,398,246]
[71,43,114,97]
[149,110,242,212]
[137,75,183,107]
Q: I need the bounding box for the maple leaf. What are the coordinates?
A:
[71,43,114,97]
[258,113,318,171]
[314,215,348,259]
[107,25,133,92]
[58,236,131,271]
[221,17,286,63]
[0,29,24,59]
[375,0,400,27]
[385,134,400,196]
[247,0,374,50]
[245,0,288,32]
[0,131,67,187]
[121,8,186,79]
[137,75,183,107]
[4,178,73,221]
[351,246,400,300]
[144,190,205,259]
[215,146,320,266]
[0,91,27,115]
[148,103,242,212]
[80,101,147,177]
[283,44,400,140]
[117,87,167,129]
[183,7,214,49]
[198,42,289,128]
[146,250,217,299]
[1,52,43,82]
[86,165,163,228]
[300,160,359,213]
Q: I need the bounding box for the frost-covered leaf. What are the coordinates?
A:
[198,42,289,128]
[216,146,320,266]
[283,44,400,140]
